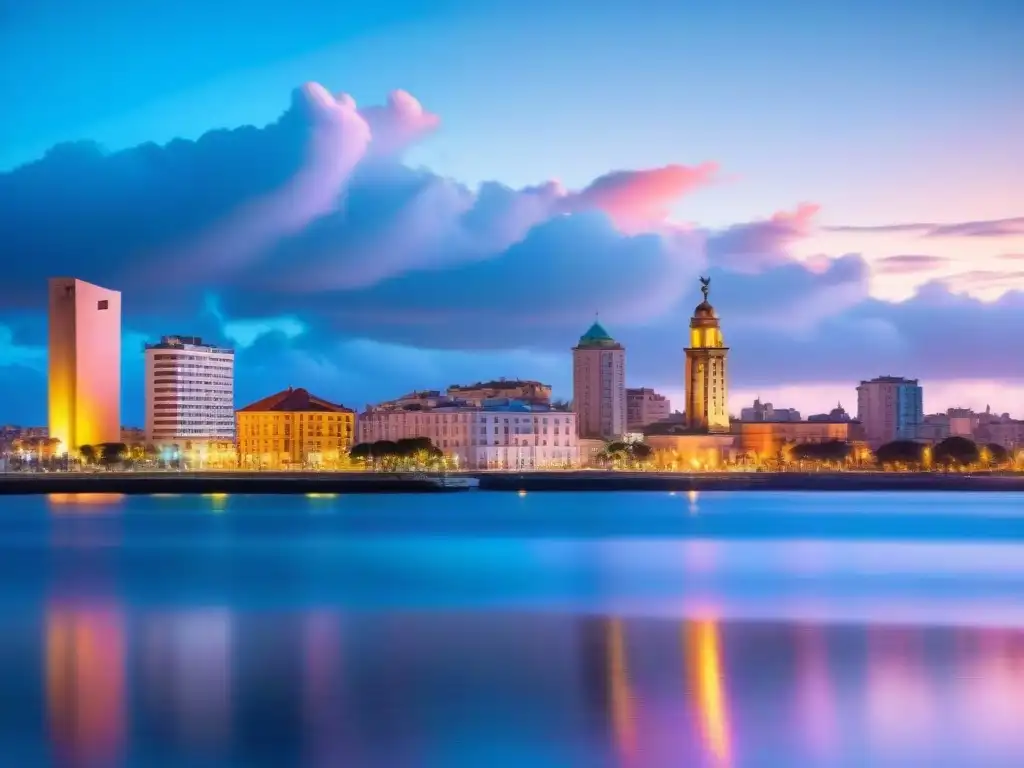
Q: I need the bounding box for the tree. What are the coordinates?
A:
[98,442,128,467]
[349,443,375,461]
[875,440,925,467]
[983,443,1010,466]
[78,444,96,464]
[933,436,980,467]
[395,437,441,458]
[791,440,853,463]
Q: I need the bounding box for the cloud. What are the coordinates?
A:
[559,162,718,231]
[706,203,819,271]
[999,253,1024,261]
[1,78,1022,423]
[825,216,1024,238]
[359,89,441,156]
[874,254,951,274]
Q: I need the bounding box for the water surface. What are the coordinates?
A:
[2,491,1024,766]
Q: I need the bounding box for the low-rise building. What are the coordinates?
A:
[740,398,801,422]
[736,420,852,460]
[236,387,355,469]
[447,379,552,406]
[358,398,578,469]
[626,388,671,431]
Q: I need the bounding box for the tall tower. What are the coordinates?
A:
[48,278,122,454]
[684,277,729,433]
[572,321,626,440]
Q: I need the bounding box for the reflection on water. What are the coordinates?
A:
[45,604,126,766]
[1,492,1024,765]
[22,607,1024,766]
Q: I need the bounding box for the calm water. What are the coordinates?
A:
[3,491,1024,767]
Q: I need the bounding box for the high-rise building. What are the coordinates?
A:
[626,388,671,431]
[236,387,355,469]
[684,279,729,433]
[48,278,121,454]
[572,321,626,440]
[144,335,235,450]
[856,375,923,447]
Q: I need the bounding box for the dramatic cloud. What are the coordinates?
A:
[826,216,1024,238]
[874,254,951,274]
[0,78,1021,422]
[706,203,819,271]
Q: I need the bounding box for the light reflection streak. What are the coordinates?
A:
[794,625,838,757]
[303,612,345,763]
[606,619,638,766]
[684,618,732,766]
[45,603,126,766]
[47,493,125,509]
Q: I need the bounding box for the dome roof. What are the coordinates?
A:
[576,321,621,348]
[693,300,716,318]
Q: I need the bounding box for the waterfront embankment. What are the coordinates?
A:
[1,470,1023,495]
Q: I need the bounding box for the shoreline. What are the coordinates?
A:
[0,470,1023,495]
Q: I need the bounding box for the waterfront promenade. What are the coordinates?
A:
[1,470,1023,494]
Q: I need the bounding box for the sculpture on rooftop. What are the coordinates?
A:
[699,276,711,301]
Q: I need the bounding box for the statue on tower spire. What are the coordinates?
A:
[699,276,711,302]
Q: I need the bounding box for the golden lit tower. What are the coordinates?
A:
[684,277,729,433]
[48,278,122,455]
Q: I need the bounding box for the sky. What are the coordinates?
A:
[1,0,1022,425]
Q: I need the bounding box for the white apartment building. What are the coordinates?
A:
[145,336,235,448]
[358,399,579,469]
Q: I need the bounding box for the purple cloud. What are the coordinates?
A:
[826,216,1024,238]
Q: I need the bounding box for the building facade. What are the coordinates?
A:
[572,322,626,440]
[740,398,801,422]
[684,280,729,433]
[626,388,671,431]
[447,380,552,406]
[236,387,355,469]
[145,336,235,453]
[736,421,852,459]
[48,277,122,454]
[856,376,923,447]
[358,399,579,469]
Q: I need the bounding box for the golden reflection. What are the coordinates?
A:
[684,619,732,766]
[203,492,228,512]
[46,604,126,765]
[606,619,638,766]
[48,493,125,509]
[305,493,338,499]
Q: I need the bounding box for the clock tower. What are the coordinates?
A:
[684,277,730,433]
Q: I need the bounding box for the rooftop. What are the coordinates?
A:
[238,387,352,414]
[575,321,621,348]
[146,335,234,353]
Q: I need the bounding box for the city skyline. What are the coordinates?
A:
[1,1,1022,423]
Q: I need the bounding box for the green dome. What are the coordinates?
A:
[577,321,618,347]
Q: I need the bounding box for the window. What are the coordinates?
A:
[97,300,109,310]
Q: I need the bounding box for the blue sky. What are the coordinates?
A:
[1,0,1023,424]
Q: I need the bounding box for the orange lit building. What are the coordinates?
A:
[736,420,851,459]
[236,387,354,469]
[48,278,122,455]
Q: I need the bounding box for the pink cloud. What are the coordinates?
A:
[359,89,441,155]
[874,254,951,275]
[561,162,718,230]
[707,202,820,271]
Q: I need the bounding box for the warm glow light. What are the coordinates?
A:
[518,489,527,497]
[48,493,125,508]
[607,619,638,765]
[685,619,732,765]
[305,493,338,499]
